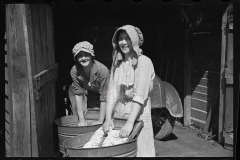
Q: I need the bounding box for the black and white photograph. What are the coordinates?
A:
[1,0,238,158]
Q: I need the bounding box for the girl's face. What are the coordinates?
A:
[118,31,133,55]
[75,51,92,67]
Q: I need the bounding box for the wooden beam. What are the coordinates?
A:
[20,4,38,157]
[184,28,192,126]
[6,4,31,156]
[218,4,230,145]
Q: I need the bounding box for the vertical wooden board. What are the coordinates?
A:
[46,85,52,156]
[49,8,55,65]
[22,5,39,156]
[184,29,191,126]
[47,84,56,156]
[42,91,48,156]
[32,99,40,157]
[26,5,40,156]
[29,5,40,73]
[6,4,31,157]
[25,4,56,157]
[5,5,12,158]
[35,86,49,156]
[51,83,58,155]
[39,5,46,69]
[218,4,230,145]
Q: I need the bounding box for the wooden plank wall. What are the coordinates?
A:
[5,4,57,157]
[190,32,221,129]
[24,4,57,157]
[218,4,233,145]
[6,4,31,156]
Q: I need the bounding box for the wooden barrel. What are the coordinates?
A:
[54,113,101,155]
[63,118,142,157]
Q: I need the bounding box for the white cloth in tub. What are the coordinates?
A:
[83,126,128,148]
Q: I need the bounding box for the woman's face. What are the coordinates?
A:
[75,51,92,67]
[118,31,133,55]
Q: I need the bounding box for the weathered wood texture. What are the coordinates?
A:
[24,4,57,157]
[191,98,215,113]
[5,4,57,157]
[218,5,229,145]
[191,109,207,122]
[192,92,217,103]
[5,26,11,159]
[6,4,31,157]
[184,29,191,126]
[190,31,221,128]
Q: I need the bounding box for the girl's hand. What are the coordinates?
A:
[76,121,87,127]
[102,119,115,134]
[119,122,134,138]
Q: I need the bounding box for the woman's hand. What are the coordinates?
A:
[76,120,87,127]
[102,119,115,134]
[119,122,134,138]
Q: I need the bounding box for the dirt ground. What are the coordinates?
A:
[154,125,234,157]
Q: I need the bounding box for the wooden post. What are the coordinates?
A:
[6,4,31,156]
[218,4,230,145]
[184,28,192,126]
[20,4,39,156]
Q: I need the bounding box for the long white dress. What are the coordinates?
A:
[112,55,156,157]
